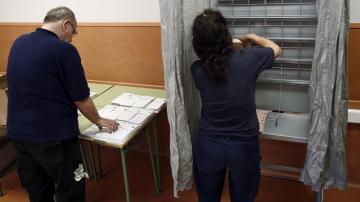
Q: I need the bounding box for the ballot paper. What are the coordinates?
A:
[116,107,138,122]
[256,109,269,133]
[98,105,123,120]
[111,93,155,108]
[98,105,149,122]
[111,93,133,105]
[82,121,138,144]
[128,109,153,124]
[146,98,166,111]
[98,105,138,121]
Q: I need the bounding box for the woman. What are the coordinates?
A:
[191,9,281,202]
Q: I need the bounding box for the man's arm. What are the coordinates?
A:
[75,97,119,132]
[239,33,282,58]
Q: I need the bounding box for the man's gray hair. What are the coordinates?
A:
[44,6,76,24]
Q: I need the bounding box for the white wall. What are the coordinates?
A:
[350,0,360,23]
[0,0,160,22]
[0,0,359,23]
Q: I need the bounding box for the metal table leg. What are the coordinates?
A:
[315,188,324,202]
[120,148,131,202]
[146,127,160,196]
[88,142,98,181]
[79,142,90,179]
[152,119,162,192]
[96,144,102,178]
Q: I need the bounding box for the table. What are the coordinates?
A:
[78,85,165,202]
[87,83,113,101]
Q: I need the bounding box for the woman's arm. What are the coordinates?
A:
[239,33,282,58]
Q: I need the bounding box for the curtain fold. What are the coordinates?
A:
[300,0,349,192]
[159,0,208,197]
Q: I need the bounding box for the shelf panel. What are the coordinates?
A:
[213,0,317,114]
[226,16,317,27]
[257,68,310,86]
[231,26,317,38]
[262,112,309,143]
[255,84,309,113]
[276,57,313,64]
[219,4,316,17]
[218,0,316,6]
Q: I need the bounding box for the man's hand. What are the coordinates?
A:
[96,118,119,133]
[75,97,120,133]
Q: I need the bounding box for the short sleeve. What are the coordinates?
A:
[250,47,275,76]
[191,61,202,89]
[60,43,90,101]
[191,61,211,89]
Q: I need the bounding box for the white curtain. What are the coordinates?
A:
[159,0,209,197]
[301,0,349,192]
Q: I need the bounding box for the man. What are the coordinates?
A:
[6,6,118,202]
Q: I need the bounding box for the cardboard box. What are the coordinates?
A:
[0,74,7,126]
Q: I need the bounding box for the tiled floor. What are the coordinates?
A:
[0,146,213,202]
[0,143,316,202]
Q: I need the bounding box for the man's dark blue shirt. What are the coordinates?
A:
[191,48,274,136]
[7,28,90,142]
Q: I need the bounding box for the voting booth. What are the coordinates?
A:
[211,0,319,200]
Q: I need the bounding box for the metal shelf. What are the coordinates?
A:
[255,84,309,113]
[268,37,315,43]
[273,63,312,70]
[232,26,317,38]
[218,0,315,6]
[226,16,317,26]
[257,78,309,86]
[276,57,313,64]
[262,112,309,143]
[213,0,317,114]
[257,68,310,86]
[219,4,316,17]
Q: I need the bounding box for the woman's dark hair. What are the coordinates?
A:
[192,9,233,84]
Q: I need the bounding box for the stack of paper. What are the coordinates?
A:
[146,98,166,112]
[82,92,166,145]
[111,93,133,105]
[82,121,138,144]
[127,109,153,124]
[98,105,152,124]
[111,93,155,108]
[116,107,138,122]
[256,109,270,133]
[98,105,123,120]
[98,105,138,121]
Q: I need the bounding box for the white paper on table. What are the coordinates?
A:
[82,125,99,137]
[112,93,155,108]
[146,98,166,111]
[128,109,153,124]
[256,109,270,133]
[82,121,139,144]
[131,95,155,108]
[116,107,138,121]
[98,105,123,120]
[111,93,135,106]
[106,121,138,144]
